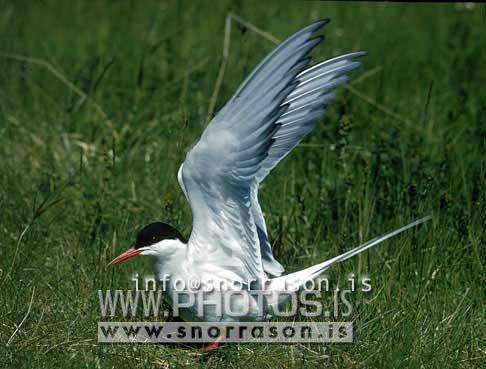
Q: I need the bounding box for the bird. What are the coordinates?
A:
[110,19,431,327]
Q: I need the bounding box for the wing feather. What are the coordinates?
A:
[178,20,365,282]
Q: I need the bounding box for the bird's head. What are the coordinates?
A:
[109,222,186,265]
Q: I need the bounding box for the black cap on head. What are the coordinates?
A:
[134,222,186,249]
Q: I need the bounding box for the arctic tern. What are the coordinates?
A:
[110,19,431,324]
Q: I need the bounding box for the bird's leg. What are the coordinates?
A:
[202,334,224,352]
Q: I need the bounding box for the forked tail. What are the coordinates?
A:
[268,214,432,294]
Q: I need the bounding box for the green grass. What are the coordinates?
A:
[1,1,485,368]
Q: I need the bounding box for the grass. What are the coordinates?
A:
[0,1,485,368]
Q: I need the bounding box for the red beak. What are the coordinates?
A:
[109,247,142,265]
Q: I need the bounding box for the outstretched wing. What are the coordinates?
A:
[178,19,365,283]
[252,51,366,276]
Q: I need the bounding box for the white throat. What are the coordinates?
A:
[140,239,187,279]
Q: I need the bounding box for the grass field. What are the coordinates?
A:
[1,1,485,368]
